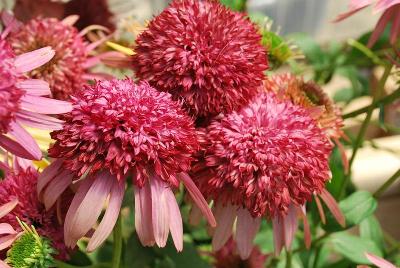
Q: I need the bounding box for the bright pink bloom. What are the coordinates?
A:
[38,78,215,252]
[0,163,68,259]
[9,16,109,100]
[364,253,397,268]
[0,200,20,265]
[132,0,268,118]
[334,0,400,47]
[193,92,344,258]
[0,18,72,160]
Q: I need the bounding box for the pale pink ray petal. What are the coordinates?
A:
[333,6,370,22]
[37,159,64,198]
[390,6,400,44]
[365,252,396,268]
[16,79,50,96]
[87,180,125,252]
[97,51,132,68]
[0,234,18,250]
[82,57,101,69]
[368,7,396,47]
[0,259,12,268]
[0,134,39,160]
[314,194,326,224]
[82,73,114,81]
[16,110,64,130]
[298,206,311,249]
[134,182,155,246]
[1,11,22,37]
[8,121,41,160]
[283,204,299,250]
[272,216,284,256]
[319,189,345,227]
[13,156,33,172]
[43,171,74,210]
[333,137,349,174]
[0,223,17,235]
[211,203,236,251]
[349,0,372,10]
[165,188,183,251]
[20,95,72,114]
[64,173,113,247]
[177,173,216,227]
[14,47,55,73]
[235,208,261,260]
[62,15,79,26]
[374,0,400,13]
[0,199,18,219]
[150,176,170,248]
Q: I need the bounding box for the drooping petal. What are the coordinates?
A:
[20,95,72,114]
[0,259,12,268]
[212,203,236,251]
[43,170,73,210]
[272,216,284,256]
[178,173,216,227]
[87,180,125,252]
[134,182,155,246]
[37,158,64,198]
[150,176,170,248]
[0,199,18,219]
[16,110,64,130]
[319,189,345,227]
[163,188,183,251]
[389,6,400,44]
[235,208,261,260]
[283,204,299,250]
[368,7,396,47]
[0,233,18,251]
[16,79,51,96]
[298,206,311,249]
[12,157,33,173]
[0,223,17,235]
[314,194,326,224]
[374,0,400,13]
[365,252,396,268]
[14,47,55,73]
[8,121,41,160]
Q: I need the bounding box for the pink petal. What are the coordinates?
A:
[319,189,346,227]
[314,195,326,224]
[333,5,370,22]
[16,110,64,130]
[82,72,114,81]
[13,157,33,173]
[0,233,18,251]
[272,216,284,256]
[165,188,183,251]
[390,6,400,44]
[178,173,216,227]
[235,208,261,260]
[87,180,125,252]
[0,199,18,219]
[37,159,64,198]
[20,95,72,114]
[43,171,73,210]
[64,172,113,247]
[283,204,299,250]
[16,79,50,96]
[150,176,170,248]
[374,0,400,13]
[85,34,111,53]
[0,134,39,160]
[8,121,41,160]
[0,223,17,235]
[0,259,12,268]
[298,206,311,249]
[62,15,79,26]
[14,47,55,73]
[334,137,349,174]
[365,252,396,268]
[211,203,236,251]
[368,7,396,47]
[134,182,155,246]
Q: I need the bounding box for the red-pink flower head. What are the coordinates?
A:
[0,167,68,259]
[9,17,88,100]
[49,78,198,186]
[132,0,268,118]
[194,92,333,219]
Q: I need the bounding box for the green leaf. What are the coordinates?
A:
[124,235,157,268]
[330,232,382,264]
[323,191,377,232]
[360,215,385,251]
[219,0,246,11]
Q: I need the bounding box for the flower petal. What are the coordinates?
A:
[8,121,41,160]
[16,110,64,130]
[298,206,311,249]
[368,7,396,47]
[0,199,18,219]
[0,223,17,235]
[14,47,55,73]
[165,188,183,251]
[43,170,73,210]
[87,180,125,252]
[272,216,284,256]
[235,208,261,260]
[283,204,299,250]
[20,95,72,114]
[37,158,64,198]
[365,252,396,268]
[134,182,155,246]
[319,189,345,227]
[374,0,400,13]
[314,194,326,224]
[212,203,236,251]
[0,233,18,251]
[16,79,50,96]
[0,135,36,160]
[150,176,170,248]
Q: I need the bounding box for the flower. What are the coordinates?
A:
[0,164,68,259]
[362,253,397,268]
[132,0,268,118]
[38,78,215,252]
[8,16,108,100]
[213,237,268,268]
[264,73,348,171]
[334,0,400,47]
[0,200,20,267]
[193,92,344,258]
[0,17,72,160]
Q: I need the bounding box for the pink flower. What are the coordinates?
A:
[334,0,400,47]
[38,78,216,252]
[0,17,72,160]
[0,161,68,259]
[193,92,344,258]
[132,0,268,119]
[0,200,20,268]
[362,253,397,268]
[8,16,109,100]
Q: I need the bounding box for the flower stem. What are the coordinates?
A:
[373,168,400,198]
[338,64,392,199]
[285,250,292,268]
[112,215,123,268]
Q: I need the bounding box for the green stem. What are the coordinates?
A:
[343,88,400,119]
[54,260,111,268]
[338,65,392,199]
[373,168,400,198]
[312,246,322,268]
[112,215,123,268]
[285,250,292,268]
